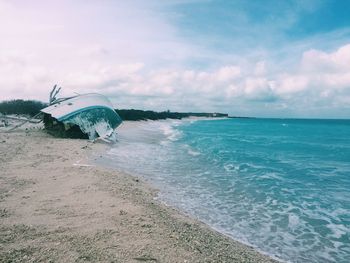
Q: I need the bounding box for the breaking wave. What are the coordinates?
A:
[96,118,350,263]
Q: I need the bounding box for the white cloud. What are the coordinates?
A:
[301,44,350,73]
[216,66,241,82]
[254,61,266,76]
[276,74,309,96]
[2,42,350,117]
[0,1,350,118]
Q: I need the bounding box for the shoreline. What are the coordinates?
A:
[95,119,282,262]
[0,127,277,262]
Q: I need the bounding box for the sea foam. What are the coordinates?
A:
[97,118,350,263]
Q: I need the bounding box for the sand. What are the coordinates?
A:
[0,124,277,262]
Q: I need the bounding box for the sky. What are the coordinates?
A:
[1,0,350,118]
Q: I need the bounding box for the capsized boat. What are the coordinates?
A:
[41,93,122,141]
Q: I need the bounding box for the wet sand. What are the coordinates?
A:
[0,126,277,262]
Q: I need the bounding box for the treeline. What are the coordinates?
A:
[0,99,228,120]
[0,99,47,117]
[115,109,228,121]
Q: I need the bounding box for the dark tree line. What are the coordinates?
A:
[0,100,47,117]
[0,99,228,120]
[115,109,184,121]
[115,109,228,121]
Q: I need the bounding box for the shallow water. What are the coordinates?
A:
[98,118,350,263]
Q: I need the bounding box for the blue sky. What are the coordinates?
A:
[1,0,350,118]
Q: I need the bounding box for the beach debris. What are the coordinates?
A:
[1,112,43,132]
[49,84,62,104]
[81,145,91,150]
[0,115,9,127]
[133,255,158,262]
[6,112,43,132]
[119,210,127,215]
[73,159,95,167]
[1,115,42,124]
[0,208,9,218]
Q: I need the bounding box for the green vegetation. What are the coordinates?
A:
[115,109,228,121]
[0,99,228,120]
[0,100,47,117]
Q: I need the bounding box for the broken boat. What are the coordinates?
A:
[41,86,122,141]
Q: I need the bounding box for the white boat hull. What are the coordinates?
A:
[41,93,122,140]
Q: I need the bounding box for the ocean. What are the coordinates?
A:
[97,118,350,263]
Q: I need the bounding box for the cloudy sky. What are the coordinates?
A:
[1,0,350,118]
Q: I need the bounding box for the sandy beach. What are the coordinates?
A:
[0,125,277,262]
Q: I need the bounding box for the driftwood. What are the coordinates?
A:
[6,112,43,132]
[48,85,76,106]
[49,84,61,104]
[0,115,42,124]
[2,85,67,132]
[5,84,61,132]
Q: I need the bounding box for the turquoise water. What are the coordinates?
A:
[100,118,350,262]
